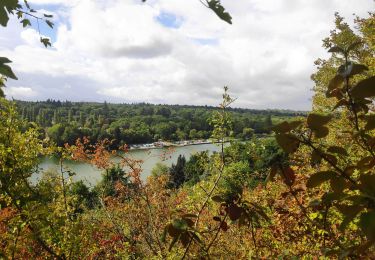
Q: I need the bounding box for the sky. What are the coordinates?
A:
[1,0,374,110]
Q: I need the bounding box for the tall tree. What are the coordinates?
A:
[169,155,186,189]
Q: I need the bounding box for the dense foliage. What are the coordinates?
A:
[15,100,303,146]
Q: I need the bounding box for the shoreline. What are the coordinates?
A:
[129,139,215,151]
[128,135,267,151]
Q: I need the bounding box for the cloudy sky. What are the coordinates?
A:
[1,0,374,110]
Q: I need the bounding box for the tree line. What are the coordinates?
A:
[15,100,305,146]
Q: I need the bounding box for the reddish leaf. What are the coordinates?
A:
[226,204,243,221]
[282,166,296,186]
[213,216,221,222]
[220,221,229,231]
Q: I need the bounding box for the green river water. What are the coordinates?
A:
[35,143,223,186]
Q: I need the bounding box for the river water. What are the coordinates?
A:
[35,143,223,186]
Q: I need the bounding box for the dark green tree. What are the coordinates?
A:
[94,164,132,198]
[184,151,209,186]
[168,155,186,189]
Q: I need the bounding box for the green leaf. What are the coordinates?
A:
[343,166,356,176]
[16,10,22,19]
[359,211,375,240]
[364,115,375,131]
[337,205,362,231]
[351,76,375,99]
[345,195,366,204]
[336,62,367,79]
[40,37,51,48]
[307,113,332,138]
[359,174,375,196]
[311,150,322,165]
[206,0,232,24]
[327,75,344,92]
[349,64,368,76]
[322,192,347,205]
[0,64,18,80]
[45,19,54,28]
[0,6,9,27]
[21,18,31,27]
[328,46,345,54]
[326,87,344,99]
[356,157,373,171]
[332,99,348,110]
[327,146,348,156]
[275,133,300,154]
[272,121,290,133]
[307,113,332,129]
[172,219,188,231]
[330,177,348,193]
[0,0,20,27]
[211,195,225,202]
[314,126,329,138]
[288,120,303,130]
[306,171,336,188]
[0,57,12,64]
[24,1,30,9]
[272,120,302,133]
[324,153,338,166]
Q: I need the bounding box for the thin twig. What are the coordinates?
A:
[198,0,209,8]
[250,219,258,257]
[59,159,69,219]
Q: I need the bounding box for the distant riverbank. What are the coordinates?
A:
[129,139,223,150]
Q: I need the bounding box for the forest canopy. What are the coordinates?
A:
[15,100,304,146]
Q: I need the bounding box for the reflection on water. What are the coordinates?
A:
[35,143,224,186]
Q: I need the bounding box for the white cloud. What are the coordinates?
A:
[1,0,374,110]
[28,0,79,6]
[20,28,41,46]
[4,86,38,99]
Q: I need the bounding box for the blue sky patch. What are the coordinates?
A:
[31,19,57,43]
[156,11,182,29]
[191,38,219,45]
[29,3,65,43]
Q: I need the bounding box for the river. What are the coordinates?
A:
[35,143,224,186]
